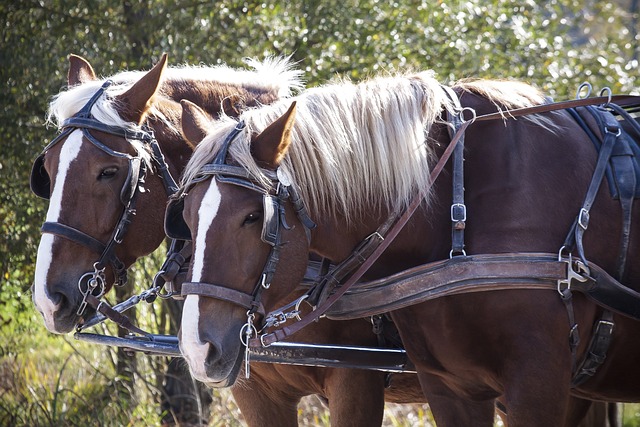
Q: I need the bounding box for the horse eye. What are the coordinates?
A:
[243,212,262,226]
[98,167,118,180]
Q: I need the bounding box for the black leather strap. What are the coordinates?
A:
[41,222,106,254]
[181,282,265,316]
[571,310,615,387]
[442,85,466,256]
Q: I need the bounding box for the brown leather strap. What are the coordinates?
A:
[181,282,265,316]
[324,252,640,322]
[325,253,584,319]
[474,94,640,122]
[85,294,151,337]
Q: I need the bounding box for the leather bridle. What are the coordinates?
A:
[168,122,316,320]
[31,80,179,316]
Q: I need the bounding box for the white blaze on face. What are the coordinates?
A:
[33,130,84,332]
[181,179,222,380]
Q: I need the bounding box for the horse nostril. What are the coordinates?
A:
[48,282,74,310]
[49,291,64,306]
[205,341,220,364]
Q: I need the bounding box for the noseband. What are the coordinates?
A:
[171,122,316,320]
[31,80,179,315]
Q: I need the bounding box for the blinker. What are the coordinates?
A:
[164,197,191,241]
[30,153,51,199]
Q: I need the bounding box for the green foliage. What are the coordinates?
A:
[1,0,638,425]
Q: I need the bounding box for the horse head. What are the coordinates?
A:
[172,102,313,386]
[31,54,177,333]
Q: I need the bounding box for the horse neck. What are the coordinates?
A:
[162,79,281,117]
[151,79,284,176]
[307,122,454,276]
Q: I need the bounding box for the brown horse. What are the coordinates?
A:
[173,70,638,426]
[30,54,427,426]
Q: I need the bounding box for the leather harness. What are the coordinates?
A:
[31,80,181,317]
[174,87,640,387]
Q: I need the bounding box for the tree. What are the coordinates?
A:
[1,0,637,425]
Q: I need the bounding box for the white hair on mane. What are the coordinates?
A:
[46,56,303,165]
[182,72,548,225]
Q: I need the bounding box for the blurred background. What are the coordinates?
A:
[1,1,638,425]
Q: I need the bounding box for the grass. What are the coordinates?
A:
[6,321,639,427]
[3,253,640,426]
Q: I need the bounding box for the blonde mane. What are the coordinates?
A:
[183,72,547,225]
[46,57,303,164]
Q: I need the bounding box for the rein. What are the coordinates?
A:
[31,80,180,317]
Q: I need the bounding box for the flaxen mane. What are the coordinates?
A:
[183,72,547,225]
[46,57,303,164]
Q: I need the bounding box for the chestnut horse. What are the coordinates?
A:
[30,54,426,426]
[173,70,638,426]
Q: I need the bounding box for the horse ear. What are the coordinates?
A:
[180,99,211,145]
[222,97,242,117]
[115,53,168,124]
[68,54,97,86]
[251,101,296,169]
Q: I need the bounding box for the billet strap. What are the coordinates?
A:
[253,112,473,348]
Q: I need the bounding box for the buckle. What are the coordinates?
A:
[451,203,466,222]
[578,208,590,230]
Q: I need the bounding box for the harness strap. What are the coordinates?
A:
[571,310,615,387]
[442,85,467,256]
[306,227,387,306]
[253,109,473,348]
[41,222,106,254]
[559,288,581,373]
[84,294,151,337]
[608,103,640,279]
[474,94,640,122]
[563,109,621,265]
[154,239,192,298]
[148,135,180,195]
[181,282,265,316]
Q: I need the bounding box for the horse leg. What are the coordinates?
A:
[324,368,386,427]
[572,400,619,427]
[566,397,598,427]
[501,364,571,426]
[418,373,495,427]
[231,377,300,427]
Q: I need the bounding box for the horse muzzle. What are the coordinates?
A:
[179,329,244,388]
